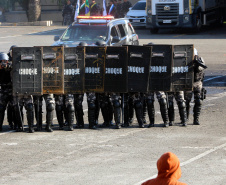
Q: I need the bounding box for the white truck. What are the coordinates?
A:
[146,0,225,33]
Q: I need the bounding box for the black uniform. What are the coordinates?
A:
[116,2,123,18]
[0,63,12,131]
[62,4,74,25]
[185,52,206,125]
[122,0,132,17]
[79,3,86,15]
[90,2,99,16]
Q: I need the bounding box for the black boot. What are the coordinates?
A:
[143,100,147,124]
[193,99,202,125]
[134,100,144,128]
[186,102,191,121]
[168,100,175,126]
[113,101,121,129]
[75,108,84,128]
[100,102,110,128]
[0,104,5,131]
[14,104,24,132]
[67,105,74,131]
[88,102,96,129]
[45,103,54,132]
[56,105,64,130]
[147,100,155,128]
[178,101,187,127]
[26,103,34,133]
[159,99,169,127]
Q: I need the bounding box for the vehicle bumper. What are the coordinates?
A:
[146,15,194,29]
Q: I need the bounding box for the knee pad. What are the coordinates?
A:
[194,98,202,106]
[158,98,167,106]
[178,101,186,108]
[147,99,154,106]
[56,104,63,112]
[26,103,33,111]
[88,102,95,110]
[113,100,120,108]
[47,103,54,112]
[168,100,174,108]
[67,104,75,113]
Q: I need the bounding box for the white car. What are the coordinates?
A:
[125,0,146,27]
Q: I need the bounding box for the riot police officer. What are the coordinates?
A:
[185,49,207,125]
[0,53,12,131]
[62,0,74,25]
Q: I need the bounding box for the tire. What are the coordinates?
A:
[150,28,158,34]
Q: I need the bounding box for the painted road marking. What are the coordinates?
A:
[134,142,226,185]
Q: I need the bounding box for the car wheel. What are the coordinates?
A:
[150,28,158,34]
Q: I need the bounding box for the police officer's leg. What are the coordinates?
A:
[87,93,96,129]
[95,93,100,126]
[7,101,14,130]
[112,94,121,129]
[65,94,74,131]
[108,95,114,126]
[25,103,34,133]
[13,96,24,132]
[122,93,129,127]
[193,91,202,125]
[175,91,187,126]
[140,93,147,124]
[44,94,55,132]
[33,96,43,131]
[146,92,155,128]
[55,95,64,130]
[100,93,110,127]
[184,91,192,121]
[134,93,144,128]
[128,95,134,124]
[74,94,84,128]
[0,95,7,131]
[167,92,175,126]
[156,91,169,127]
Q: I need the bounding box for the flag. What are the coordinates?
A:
[103,0,107,16]
[85,0,90,16]
[74,0,80,21]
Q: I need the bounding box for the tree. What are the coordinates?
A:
[18,0,40,22]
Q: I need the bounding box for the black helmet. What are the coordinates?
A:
[79,42,88,46]
[95,40,106,46]
[0,53,9,61]
[9,45,17,52]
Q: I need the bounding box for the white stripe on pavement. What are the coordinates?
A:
[134,142,226,185]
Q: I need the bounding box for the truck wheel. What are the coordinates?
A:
[150,28,158,34]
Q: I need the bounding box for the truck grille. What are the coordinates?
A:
[156,3,179,25]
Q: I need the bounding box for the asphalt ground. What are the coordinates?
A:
[0,25,225,185]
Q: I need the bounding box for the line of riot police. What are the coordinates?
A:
[0,44,207,133]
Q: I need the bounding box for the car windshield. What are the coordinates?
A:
[132,2,146,10]
[61,24,108,42]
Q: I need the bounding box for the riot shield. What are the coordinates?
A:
[127,45,151,93]
[64,46,85,94]
[104,46,128,93]
[12,47,43,96]
[171,45,194,91]
[42,46,64,94]
[147,44,172,92]
[84,46,106,93]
